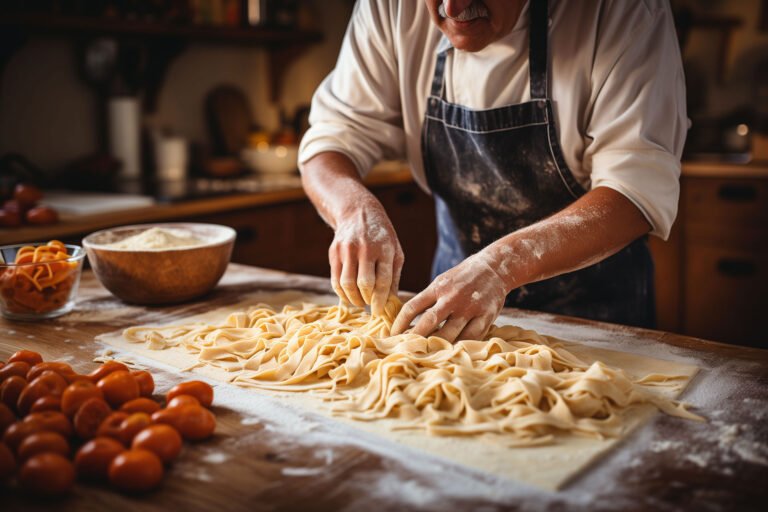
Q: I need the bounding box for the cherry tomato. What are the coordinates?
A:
[97,370,139,407]
[13,183,43,206]
[27,362,76,383]
[131,370,155,397]
[17,431,70,461]
[2,419,45,452]
[0,402,15,435]
[0,209,21,227]
[2,199,28,216]
[61,380,104,417]
[120,397,161,415]
[25,205,59,225]
[118,413,152,446]
[30,395,61,413]
[23,411,72,438]
[0,361,31,383]
[19,453,75,495]
[88,361,129,383]
[108,449,164,493]
[8,350,43,367]
[73,397,112,440]
[0,442,15,480]
[96,411,129,441]
[17,371,68,416]
[74,437,125,481]
[167,381,213,408]
[152,404,216,441]
[131,424,182,464]
[166,394,200,409]
[0,376,27,412]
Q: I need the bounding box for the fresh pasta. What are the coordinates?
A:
[123,296,702,444]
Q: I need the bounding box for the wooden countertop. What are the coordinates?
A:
[682,160,768,179]
[0,167,415,246]
[1,264,766,511]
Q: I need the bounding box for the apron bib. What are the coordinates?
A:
[421,0,655,328]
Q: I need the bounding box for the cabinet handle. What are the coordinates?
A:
[396,191,415,205]
[716,258,756,277]
[236,227,258,242]
[718,184,757,202]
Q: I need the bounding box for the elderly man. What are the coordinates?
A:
[299,0,687,341]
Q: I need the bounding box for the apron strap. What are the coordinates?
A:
[529,0,549,100]
[430,50,448,98]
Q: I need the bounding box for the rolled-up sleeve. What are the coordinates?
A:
[583,2,687,240]
[299,1,405,178]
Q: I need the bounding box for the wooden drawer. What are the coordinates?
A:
[684,177,768,227]
[684,243,767,346]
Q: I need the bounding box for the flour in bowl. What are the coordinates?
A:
[106,227,204,250]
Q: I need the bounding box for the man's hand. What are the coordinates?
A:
[390,250,508,342]
[331,202,404,315]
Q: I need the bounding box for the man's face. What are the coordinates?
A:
[425,0,525,52]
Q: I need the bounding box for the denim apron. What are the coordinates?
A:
[421,0,655,328]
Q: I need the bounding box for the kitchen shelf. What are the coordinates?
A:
[0,14,322,46]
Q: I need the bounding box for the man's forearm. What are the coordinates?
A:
[300,151,376,229]
[485,186,653,291]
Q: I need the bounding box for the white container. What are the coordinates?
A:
[108,97,142,179]
[241,144,299,174]
[155,136,188,181]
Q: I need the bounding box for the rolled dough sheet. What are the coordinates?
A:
[97,290,699,491]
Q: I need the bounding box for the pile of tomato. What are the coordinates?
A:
[0,349,217,495]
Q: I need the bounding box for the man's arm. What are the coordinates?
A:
[301,151,404,316]
[390,187,651,340]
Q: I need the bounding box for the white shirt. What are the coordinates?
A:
[299,0,687,239]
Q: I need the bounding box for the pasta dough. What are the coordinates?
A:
[123,296,702,445]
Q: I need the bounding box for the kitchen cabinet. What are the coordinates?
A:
[650,163,768,347]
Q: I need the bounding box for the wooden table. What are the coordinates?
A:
[1,265,766,511]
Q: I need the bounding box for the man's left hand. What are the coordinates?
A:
[390,250,509,342]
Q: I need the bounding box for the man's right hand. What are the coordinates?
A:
[330,201,404,316]
[300,151,404,317]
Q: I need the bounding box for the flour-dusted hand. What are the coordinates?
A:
[391,249,509,342]
[331,200,404,316]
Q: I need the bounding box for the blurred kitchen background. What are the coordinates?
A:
[0,0,766,347]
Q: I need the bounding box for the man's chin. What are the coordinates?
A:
[439,19,494,52]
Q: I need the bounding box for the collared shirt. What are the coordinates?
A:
[298,0,687,239]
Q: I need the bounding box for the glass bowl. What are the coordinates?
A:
[0,243,86,320]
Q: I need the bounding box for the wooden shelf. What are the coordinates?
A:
[0,14,322,46]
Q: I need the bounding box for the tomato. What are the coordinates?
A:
[88,361,129,383]
[25,206,59,225]
[96,411,129,441]
[97,370,139,407]
[17,371,68,415]
[27,362,76,383]
[0,402,15,435]
[73,397,112,440]
[19,453,75,495]
[8,350,43,367]
[0,376,27,412]
[30,395,61,413]
[74,437,125,481]
[23,411,72,438]
[0,208,21,227]
[13,183,43,206]
[120,397,161,415]
[2,419,44,451]
[166,394,200,409]
[0,442,15,480]
[167,381,214,408]
[61,380,104,417]
[131,370,155,397]
[118,413,151,446]
[17,431,70,461]
[0,361,31,383]
[131,424,182,464]
[108,449,164,493]
[152,404,216,441]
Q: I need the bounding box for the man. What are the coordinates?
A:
[299,0,687,341]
